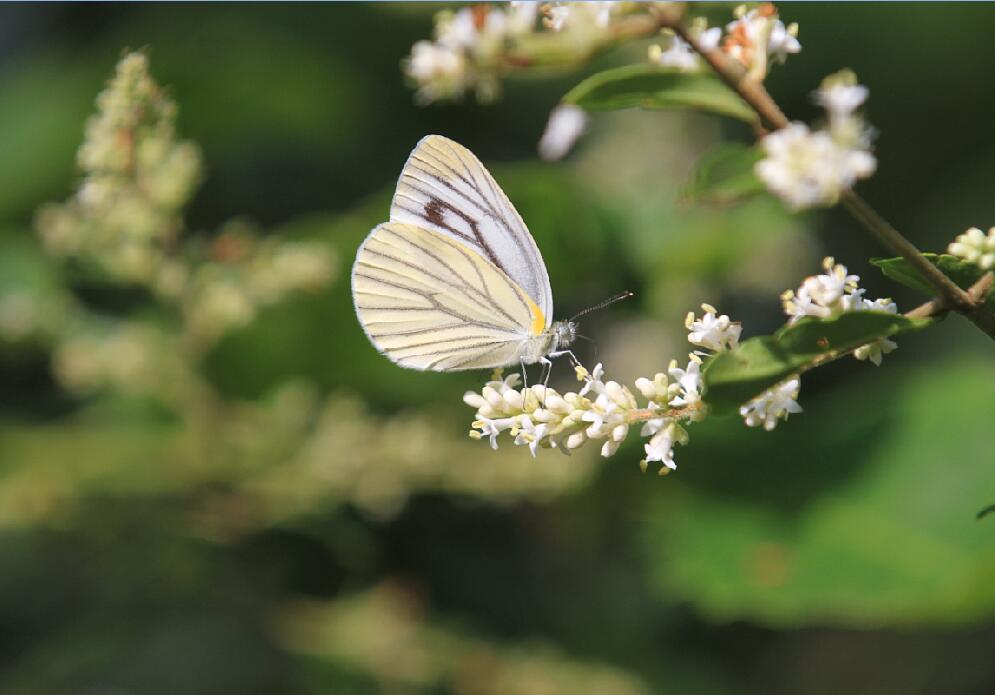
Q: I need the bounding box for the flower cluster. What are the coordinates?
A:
[723,3,800,74]
[464,302,757,472]
[181,231,336,348]
[404,3,544,104]
[649,5,799,76]
[948,226,995,271]
[781,256,899,365]
[756,71,876,210]
[35,52,202,283]
[464,359,704,474]
[686,303,800,433]
[740,376,802,431]
[52,322,190,399]
[648,21,721,72]
[403,2,657,105]
[686,303,742,353]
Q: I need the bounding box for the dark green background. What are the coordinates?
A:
[1,4,994,694]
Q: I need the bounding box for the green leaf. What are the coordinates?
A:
[871,254,992,306]
[562,65,756,123]
[647,358,995,627]
[681,143,764,207]
[703,312,932,415]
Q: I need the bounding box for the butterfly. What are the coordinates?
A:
[351,134,581,374]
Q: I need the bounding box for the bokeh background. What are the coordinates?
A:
[2,4,995,694]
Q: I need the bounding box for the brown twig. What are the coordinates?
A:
[668,21,995,342]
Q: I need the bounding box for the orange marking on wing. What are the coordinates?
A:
[526,296,545,336]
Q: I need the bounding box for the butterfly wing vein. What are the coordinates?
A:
[353,222,538,371]
[389,135,553,323]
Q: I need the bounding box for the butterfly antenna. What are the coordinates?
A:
[569,291,634,322]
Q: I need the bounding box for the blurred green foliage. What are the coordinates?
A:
[2,4,995,694]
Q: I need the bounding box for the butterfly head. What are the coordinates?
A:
[550,320,577,351]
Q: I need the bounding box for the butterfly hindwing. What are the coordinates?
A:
[352,222,539,371]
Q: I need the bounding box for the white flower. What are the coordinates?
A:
[853,337,897,366]
[436,8,480,50]
[667,358,703,409]
[815,83,869,119]
[405,40,470,103]
[801,257,859,308]
[514,418,549,457]
[766,19,801,63]
[782,258,861,321]
[724,6,801,69]
[644,430,676,471]
[642,421,687,473]
[948,226,995,270]
[539,105,588,161]
[685,303,741,352]
[634,373,669,402]
[740,377,802,431]
[543,1,618,32]
[698,26,723,52]
[781,258,901,366]
[649,37,700,71]
[756,122,876,210]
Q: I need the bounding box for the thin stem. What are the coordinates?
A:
[670,22,995,342]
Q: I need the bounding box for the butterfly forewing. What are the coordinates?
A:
[352,222,537,371]
[389,135,554,325]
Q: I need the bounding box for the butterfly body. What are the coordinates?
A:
[352,135,574,372]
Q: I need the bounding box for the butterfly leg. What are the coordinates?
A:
[519,357,529,390]
[538,356,554,406]
[547,349,582,370]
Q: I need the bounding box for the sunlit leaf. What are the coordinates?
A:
[871,254,993,309]
[562,65,756,123]
[647,358,995,627]
[703,312,933,415]
[681,143,764,207]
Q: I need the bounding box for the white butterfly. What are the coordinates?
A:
[351,134,578,372]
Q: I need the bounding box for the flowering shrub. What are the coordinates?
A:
[404,2,995,473]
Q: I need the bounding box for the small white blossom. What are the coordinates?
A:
[544,2,618,32]
[766,19,801,63]
[724,5,801,70]
[405,40,470,103]
[948,226,995,270]
[648,36,700,71]
[853,336,897,366]
[634,372,669,402]
[815,83,869,119]
[685,303,741,352]
[756,122,875,210]
[538,105,589,161]
[667,357,703,411]
[642,420,688,474]
[757,71,875,210]
[436,8,480,50]
[782,257,863,322]
[698,26,723,52]
[740,377,802,431]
